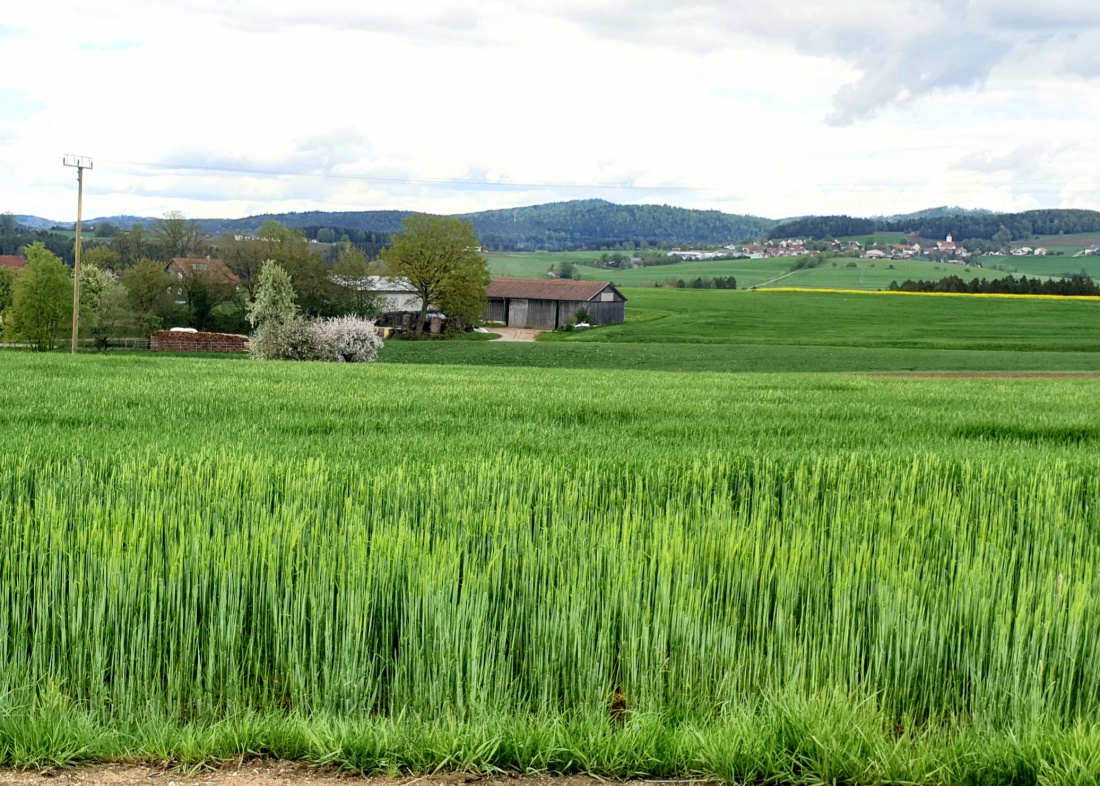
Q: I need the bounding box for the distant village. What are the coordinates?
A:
[660,235,1098,266]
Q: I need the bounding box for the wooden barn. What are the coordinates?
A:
[485,278,627,329]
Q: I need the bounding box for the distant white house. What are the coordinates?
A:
[666,250,726,261]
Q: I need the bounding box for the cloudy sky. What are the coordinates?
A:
[2,0,1099,221]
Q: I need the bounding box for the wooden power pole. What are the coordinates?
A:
[63,154,93,353]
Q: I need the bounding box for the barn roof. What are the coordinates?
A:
[0,255,27,270]
[168,257,240,284]
[486,278,625,301]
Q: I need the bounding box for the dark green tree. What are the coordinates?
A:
[120,259,176,333]
[382,215,489,335]
[2,243,72,351]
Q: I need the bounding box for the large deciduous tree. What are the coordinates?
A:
[110,224,151,268]
[330,245,382,319]
[82,245,124,273]
[381,215,489,335]
[223,222,343,316]
[79,265,137,349]
[2,242,72,351]
[120,258,176,333]
[155,211,204,259]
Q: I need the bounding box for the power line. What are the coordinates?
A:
[98,159,715,192]
[95,158,1091,196]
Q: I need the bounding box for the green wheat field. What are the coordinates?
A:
[2,352,1100,785]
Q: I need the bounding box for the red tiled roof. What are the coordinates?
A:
[486,277,625,301]
[0,255,27,269]
[168,257,240,284]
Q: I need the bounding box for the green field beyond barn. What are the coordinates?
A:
[384,288,1100,373]
[484,251,1064,290]
[3,352,1100,784]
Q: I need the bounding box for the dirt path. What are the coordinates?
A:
[0,765,673,786]
[491,328,543,342]
[750,269,805,289]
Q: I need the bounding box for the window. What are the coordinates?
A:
[601,292,614,301]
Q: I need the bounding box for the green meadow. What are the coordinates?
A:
[576,257,792,288]
[485,251,1054,291]
[384,288,1100,373]
[755,258,1012,290]
[985,252,1100,280]
[484,251,600,278]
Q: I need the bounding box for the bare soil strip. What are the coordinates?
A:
[0,764,666,786]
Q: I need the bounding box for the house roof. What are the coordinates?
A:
[486,277,625,302]
[0,255,27,269]
[168,257,240,284]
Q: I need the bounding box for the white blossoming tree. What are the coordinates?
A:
[248,260,383,362]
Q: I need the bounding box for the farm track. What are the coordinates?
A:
[0,765,655,786]
[749,268,804,289]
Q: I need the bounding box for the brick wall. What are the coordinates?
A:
[150,331,250,353]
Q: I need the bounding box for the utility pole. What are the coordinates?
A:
[63,154,93,353]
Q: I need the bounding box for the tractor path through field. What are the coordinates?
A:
[491,327,543,342]
[750,269,804,289]
[0,764,696,786]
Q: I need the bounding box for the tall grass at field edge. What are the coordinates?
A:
[6,698,1100,785]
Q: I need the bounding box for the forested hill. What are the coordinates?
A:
[182,200,776,251]
[194,210,416,237]
[769,209,1100,242]
[454,200,776,250]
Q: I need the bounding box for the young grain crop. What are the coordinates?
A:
[2,355,1100,784]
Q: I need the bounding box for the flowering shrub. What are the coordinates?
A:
[311,315,384,363]
[248,261,383,363]
[252,315,383,363]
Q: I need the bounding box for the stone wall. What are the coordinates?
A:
[150,331,250,353]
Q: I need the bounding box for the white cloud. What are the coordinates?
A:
[0,0,1097,221]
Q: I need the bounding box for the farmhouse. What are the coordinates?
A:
[486,278,627,329]
[0,255,27,270]
[167,257,239,285]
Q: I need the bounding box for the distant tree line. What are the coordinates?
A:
[770,209,1100,244]
[888,274,1100,297]
[659,276,738,290]
[768,216,877,240]
[0,214,75,264]
[301,227,390,259]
